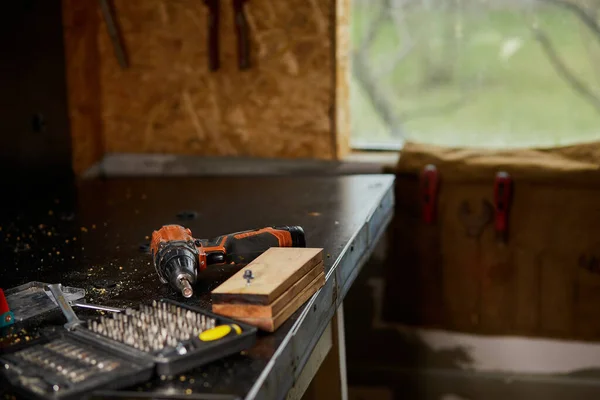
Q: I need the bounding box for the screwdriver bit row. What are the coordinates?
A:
[86,300,216,352]
[9,338,123,386]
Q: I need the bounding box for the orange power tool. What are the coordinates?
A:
[150,225,306,298]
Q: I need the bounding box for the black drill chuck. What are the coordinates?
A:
[154,243,198,298]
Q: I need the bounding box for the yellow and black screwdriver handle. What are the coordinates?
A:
[196,225,306,266]
[198,324,243,342]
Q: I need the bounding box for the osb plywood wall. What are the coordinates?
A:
[63,0,104,175]
[63,0,350,174]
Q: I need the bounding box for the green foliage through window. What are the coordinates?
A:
[350,0,600,149]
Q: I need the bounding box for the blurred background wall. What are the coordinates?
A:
[63,0,349,175]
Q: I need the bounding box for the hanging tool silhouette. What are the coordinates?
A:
[203,0,251,71]
[99,0,129,69]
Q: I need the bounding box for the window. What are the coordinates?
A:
[350,0,600,150]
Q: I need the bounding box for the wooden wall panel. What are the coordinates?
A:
[62,0,104,175]
[63,0,339,168]
[385,176,584,340]
[335,0,351,159]
[385,142,600,342]
[439,185,484,332]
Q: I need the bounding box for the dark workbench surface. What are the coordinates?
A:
[0,175,395,399]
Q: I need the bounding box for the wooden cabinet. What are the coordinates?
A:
[384,142,600,341]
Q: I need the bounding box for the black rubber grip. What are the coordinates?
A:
[273,226,306,247]
[202,226,306,265]
[224,232,281,264]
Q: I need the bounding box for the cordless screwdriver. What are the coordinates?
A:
[150,225,306,298]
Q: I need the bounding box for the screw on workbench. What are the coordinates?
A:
[243,270,254,285]
[176,210,198,221]
[31,113,46,133]
[138,243,150,253]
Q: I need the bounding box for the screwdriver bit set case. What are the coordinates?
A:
[0,299,257,400]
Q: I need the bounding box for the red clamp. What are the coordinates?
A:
[420,164,440,224]
[0,288,14,327]
[494,171,513,242]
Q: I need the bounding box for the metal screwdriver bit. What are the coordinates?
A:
[80,302,219,353]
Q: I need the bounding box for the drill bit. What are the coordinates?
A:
[179,276,194,297]
[12,339,124,387]
[83,302,219,352]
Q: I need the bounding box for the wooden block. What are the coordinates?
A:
[213,261,324,318]
[211,247,323,305]
[220,271,326,332]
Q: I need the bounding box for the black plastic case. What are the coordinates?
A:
[0,299,257,399]
[0,330,154,400]
[77,299,258,376]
